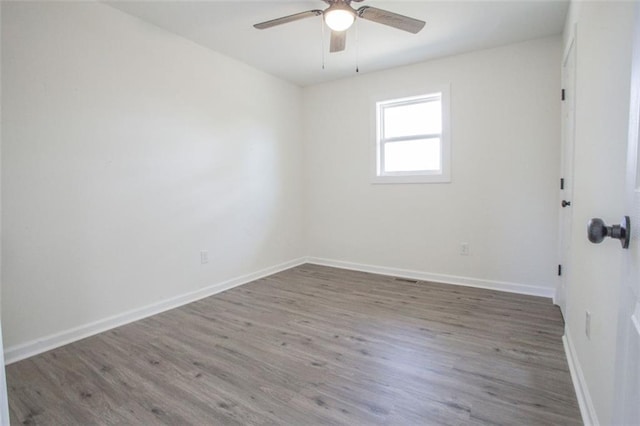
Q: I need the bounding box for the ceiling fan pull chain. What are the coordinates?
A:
[355,18,359,73]
[321,16,325,70]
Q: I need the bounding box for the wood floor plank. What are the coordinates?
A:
[6,264,581,425]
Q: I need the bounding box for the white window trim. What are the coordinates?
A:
[370,84,451,184]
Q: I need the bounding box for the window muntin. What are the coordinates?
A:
[374,89,450,183]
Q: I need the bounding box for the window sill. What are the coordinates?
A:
[371,174,451,184]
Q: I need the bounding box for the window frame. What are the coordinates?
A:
[371,85,451,184]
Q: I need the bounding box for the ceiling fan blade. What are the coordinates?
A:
[357,6,425,34]
[254,10,322,30]
[330,30,346,53]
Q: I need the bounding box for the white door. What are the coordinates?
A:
[558,35,577,318]
[613,3,640,424]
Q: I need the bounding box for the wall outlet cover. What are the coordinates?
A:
[585,311,591,339]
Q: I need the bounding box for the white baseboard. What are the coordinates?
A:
[4,256,555,364]
[306,257,555,298]
[563,329,599,426]
[4,257,307,365]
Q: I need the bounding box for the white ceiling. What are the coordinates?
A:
[106,1,569,87]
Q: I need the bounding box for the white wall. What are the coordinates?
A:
[0,2,11,424]
[562,2,635,424]
[1,2,304,352]
[303,37,562,295]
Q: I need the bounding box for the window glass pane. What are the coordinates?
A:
[383,98,441,139]
[384,138,440,172]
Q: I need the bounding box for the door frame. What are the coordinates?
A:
[557,29,577,318]
[0,326,8,425]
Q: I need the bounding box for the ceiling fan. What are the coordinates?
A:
[253,0,426,53]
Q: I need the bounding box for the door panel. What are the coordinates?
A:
[613,3,640,424]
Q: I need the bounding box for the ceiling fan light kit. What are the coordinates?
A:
[324,3,356,31]
[254,0,425,54]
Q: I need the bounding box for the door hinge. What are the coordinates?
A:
[558,264,562,276]
[560,178,565,190]
[561,89,566,101]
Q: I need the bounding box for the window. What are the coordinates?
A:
[373,87,450,183]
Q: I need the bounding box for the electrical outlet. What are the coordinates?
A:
[460,242,470,256]
[200,250,209,264]
[585,311,591,339]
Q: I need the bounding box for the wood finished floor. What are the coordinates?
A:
[7,264,582,425]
